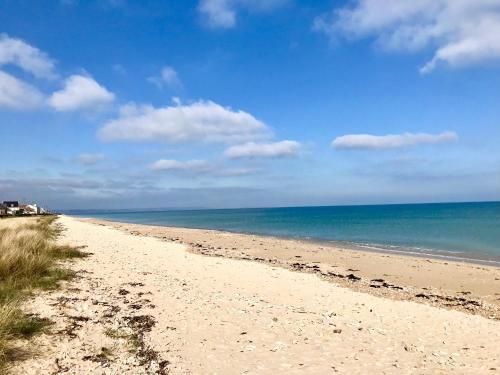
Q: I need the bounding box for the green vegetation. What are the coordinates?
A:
[104,328,140,352]
[0,216,86,370]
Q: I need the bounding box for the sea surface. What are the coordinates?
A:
[67,202,500,265]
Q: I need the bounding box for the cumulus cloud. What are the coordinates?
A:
[147,66,181,89]
[0,34,54,110]
[75,153,105,166]
[0,35,115,112]
[0,70,44,109]
[99,100,272,144]
[198,0,287,28]
[48,74,115,111]
[225,140,301,158]
[314,0,500,73]
[332,131,458,150]
[0,34,56,79]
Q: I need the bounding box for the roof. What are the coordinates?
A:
[2,201,19,207]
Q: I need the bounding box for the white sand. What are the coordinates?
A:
[13,216,500,374]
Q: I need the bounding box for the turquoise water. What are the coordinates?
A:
[68,202,500,264]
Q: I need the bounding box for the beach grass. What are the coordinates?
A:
[0,215,86,370]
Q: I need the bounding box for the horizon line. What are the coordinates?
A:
[59,199,500,213]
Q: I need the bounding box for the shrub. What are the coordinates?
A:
[0,216,85,369]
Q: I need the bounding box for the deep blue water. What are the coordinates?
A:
[67,202,500,264]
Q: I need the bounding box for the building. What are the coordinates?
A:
[1,201,47,216]
[3,201,20,215]
[24,204,42,215]
[0,204,7,216]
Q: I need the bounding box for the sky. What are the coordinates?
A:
[0,0,499,210]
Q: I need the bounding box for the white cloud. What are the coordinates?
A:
[0,35,52,110]
[149,159,212,173]
[99,100,272,144]
[149,159,259,177]
[332,132,458,150]
[48,75,115,111]
[198,0,287,28]
[314,0,500,73]
[147,66,181,89]
[0,70,44,109]
[199,0,237,28]
[225,140,301,158]
[0,34,56,79]
[75,153,105,165]
[216,167,259,176]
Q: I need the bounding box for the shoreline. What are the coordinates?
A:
[71,215,500,267]
[346,241,500,267]
[78,216,500,320]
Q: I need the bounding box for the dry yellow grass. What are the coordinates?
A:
[0,216,85,370]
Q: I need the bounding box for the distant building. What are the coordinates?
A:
[0,204,7,216]
[24,204,42,215]
[1,201,47,216]
[3,201,20,215]
[3,201,18,208]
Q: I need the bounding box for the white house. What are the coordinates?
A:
[3,201,20,215]
[26,204,42,215]
[1,201,47,215]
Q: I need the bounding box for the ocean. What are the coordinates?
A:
[68,201,500,265]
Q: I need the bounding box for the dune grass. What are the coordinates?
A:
[0,216,86,370]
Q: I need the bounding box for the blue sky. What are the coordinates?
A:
[1,0,499,209]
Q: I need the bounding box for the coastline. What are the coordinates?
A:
[79,216,500,320]
[345,241,500,267]
[11,215,500,374]
[69,212,500,267]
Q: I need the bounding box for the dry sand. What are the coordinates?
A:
[85,218,500,319]
[12,215,500,374]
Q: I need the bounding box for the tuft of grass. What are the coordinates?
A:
[0,216,85,369]
[104,328,129,340]
[8,313,52,338]
[32,268,77,291]
[104,328,141,352]
[127,333,142,353]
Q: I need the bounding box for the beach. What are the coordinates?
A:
[12,215,500,374]
[85,216,500,319]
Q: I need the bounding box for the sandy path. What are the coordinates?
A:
[13,216,500,374]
